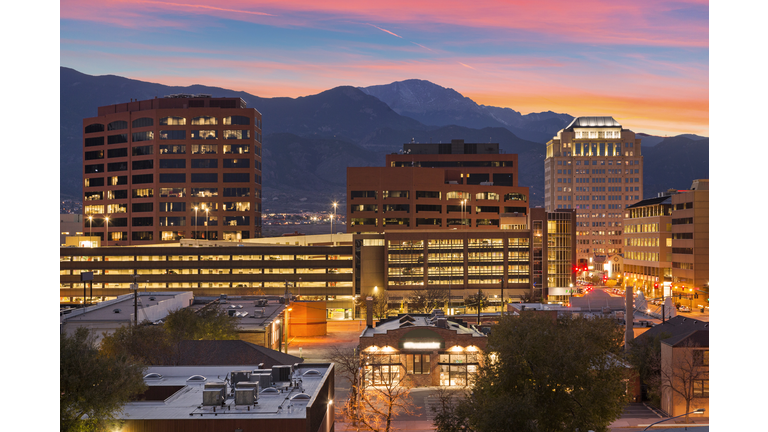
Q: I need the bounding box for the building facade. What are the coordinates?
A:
[347,141,529,233]
[544,117,643,266]
[353,208,577,307]
[82,95,263,245]
[670,180,709,305]
[623,195,674,299]
[360,312,487,387]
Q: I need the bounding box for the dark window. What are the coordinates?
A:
[84,150,104,160]
[464,143,477,154]
[255,174,261,185]
[159,130,186,140]
[132,217,154,227]
[108,162,128,172]
[106,218,128,227]
[255,160,261,171]
[108,134,129,145]
[132,131,155,142]
[108,121,128,131]
[223,187,250,197]
[493,174,514,186]
[132,160,154,170]
[223,158,249,168]
[224,115,250,125]
[191,159,218,169]
[84,136,104,147]
[84,123,104,133]
[693,380,709,398]
[160,217,186,227]
[192,173,218,183]
[159,159,186,169]
[108,148,128,158]
[254,146,261,156]
[108,190,128,200]
[132,145,153,156]
[160,173,186,183]
[132,174,154,184]
[351,191,377,199]
[224,173,249,182]
[132,231,154,241]
[132,117,154,128]
[84,177,104,187]
[85,164,104,174]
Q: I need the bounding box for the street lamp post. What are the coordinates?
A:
[194,206,198,245]
[88,215,93,247]
[642,408,705,430]
[104,216,110,247]
[205,206,210,241]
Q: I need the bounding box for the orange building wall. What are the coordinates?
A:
[289,301,328,337]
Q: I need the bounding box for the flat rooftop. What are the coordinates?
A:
[190,297,287,331]
[123,364,332,420]
[60,292,192,324]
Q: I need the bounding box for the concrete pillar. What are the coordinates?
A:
[366,296,374,328]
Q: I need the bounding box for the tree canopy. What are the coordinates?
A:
[100,304,239,365]
[61,328,146,432]
[457,313,629,432]
[409,286,450,313]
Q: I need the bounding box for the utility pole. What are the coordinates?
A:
[132,273,139,328]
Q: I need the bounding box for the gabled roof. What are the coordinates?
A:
[635,316,710,344]
[564,116,621,131]
[662,329,709,348]
[173,340,303,367]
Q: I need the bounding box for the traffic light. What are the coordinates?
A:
[654,283,658,288]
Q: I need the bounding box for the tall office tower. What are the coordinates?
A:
[347,140,530,233]
[669,179,709,303]
[82,95,263,245]
[544,117,643,267]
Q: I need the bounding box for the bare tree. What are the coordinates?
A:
[356,371,418,432]
[356,293,397,321]
[431,386,471,432]
[660,338,709,422]
[329,345,363,426]
[409,286,450,313]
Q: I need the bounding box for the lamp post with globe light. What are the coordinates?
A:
[104,216,110,247]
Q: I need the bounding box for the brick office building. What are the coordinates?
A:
[347,141,529,232]
[82,95,263,245]
[360,310,487,387]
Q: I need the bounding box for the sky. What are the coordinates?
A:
[59,0,709,137]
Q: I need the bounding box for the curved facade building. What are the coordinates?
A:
[82,95,262,244]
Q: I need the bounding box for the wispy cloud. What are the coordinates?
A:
[136,0,275,16]
[366,23,403,38]
[458,62,476,70]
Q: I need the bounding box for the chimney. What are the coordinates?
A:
[366,296,374,328]
[625,285,634,352]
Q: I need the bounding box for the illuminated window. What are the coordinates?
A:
[223,116,249,125]
[191,144,218,154]
[191,116,217,125]
[160,116,186,125]
[223,130,250,140]
[223,144,249,154]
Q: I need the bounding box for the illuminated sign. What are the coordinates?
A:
[402,342,441,349]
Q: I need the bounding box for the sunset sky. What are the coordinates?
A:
[60,0,709,137]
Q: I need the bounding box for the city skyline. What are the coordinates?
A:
[60,0,708,137]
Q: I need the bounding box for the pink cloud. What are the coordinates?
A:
[61,0,708,47]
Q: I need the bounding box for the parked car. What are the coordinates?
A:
[678,305,691,313]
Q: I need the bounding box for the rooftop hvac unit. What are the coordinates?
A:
[250,373,272,389]
[230,370,251,389]
[202,382,226,406]
[272,365,292,383]
[235,387,256,405]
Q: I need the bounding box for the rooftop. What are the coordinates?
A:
[362,312,486,338]
[636,315,710,344]
[189,297,287,332]
[122,363,333,421]
[60,291,193,324]
[171,340,303,367]
[625,195,672,209]
[564,116,621,130]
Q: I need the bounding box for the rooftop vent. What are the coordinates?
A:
[187,375,207,382]
[113,308,121,313]
[144,373,163,380]
[149,296,156,301]
[303,369,321,377]
[260,387,279,394]
[290,393,311,401]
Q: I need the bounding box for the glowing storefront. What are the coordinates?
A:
[359,312,487,387]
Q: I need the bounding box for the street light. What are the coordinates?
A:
[204,206,210,241]
[104,216,110,247]
[194,206,198,245]
[331,201,338,239]
[642,408,705,430]
[88,215,93,247]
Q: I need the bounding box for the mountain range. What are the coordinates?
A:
[60,67,709,212]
